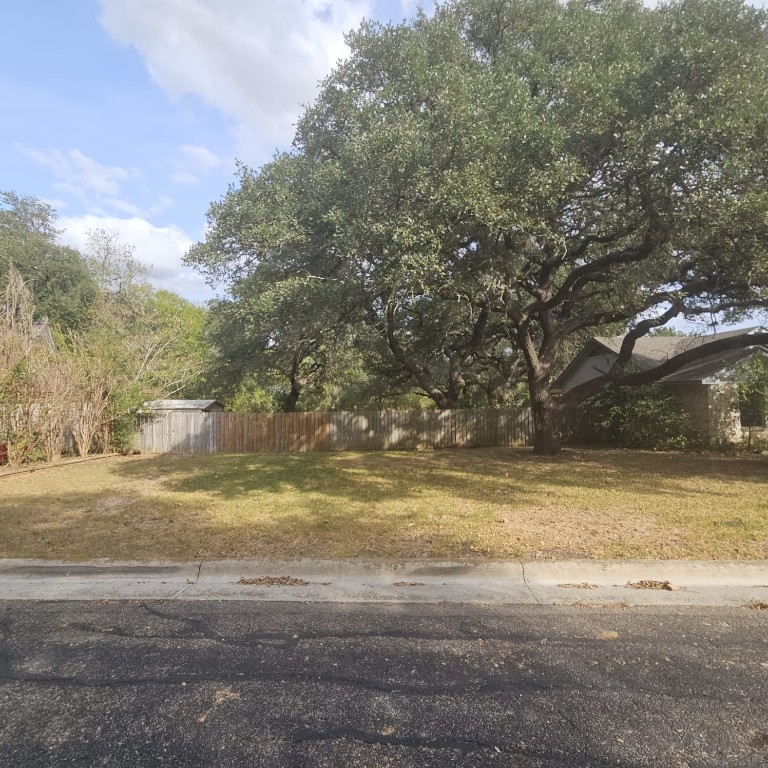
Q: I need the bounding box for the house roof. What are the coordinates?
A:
[659,346,767,383]
[554,326,767,390]
[144,399,224,412]
[592,326,763,366]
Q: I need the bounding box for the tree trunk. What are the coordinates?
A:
[528,379,563,455]
[439,357,465,409]
[431,390,460,410]
[285,378,303,412]
[531,398,562,454]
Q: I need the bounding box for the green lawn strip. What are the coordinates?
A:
[0,448,765,561]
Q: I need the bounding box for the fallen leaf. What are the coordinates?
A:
[197,687,240,724]
[626,580,682,591]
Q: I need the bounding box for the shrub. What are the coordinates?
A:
[589,383,700,450]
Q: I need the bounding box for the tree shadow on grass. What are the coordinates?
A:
[0,484,494,561]
[2,447,766,561]
[111,446,768,505]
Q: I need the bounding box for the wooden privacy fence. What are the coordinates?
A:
[136,408,534,455]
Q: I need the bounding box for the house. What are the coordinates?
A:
[552,327,768,442]
[144,399,225,413]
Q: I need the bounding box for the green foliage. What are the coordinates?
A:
[590,383,700,450]
[0,194,213,461]
[0,192,98,332]
[104,385,145,453]
[648,328,690,337]
[739,388,766,429]
[228,387,280,413]
[737,353,768,428]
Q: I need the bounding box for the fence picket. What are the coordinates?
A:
[136,407,535,455]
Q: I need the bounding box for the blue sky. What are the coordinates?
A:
[1,0,433,301]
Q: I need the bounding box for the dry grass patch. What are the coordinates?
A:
[0,447,766,561]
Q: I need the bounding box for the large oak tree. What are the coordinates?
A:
[188,0,768,452]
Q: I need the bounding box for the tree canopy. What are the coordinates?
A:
[0,192,98,332]
[187,0,768,452]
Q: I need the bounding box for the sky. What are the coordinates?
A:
[1,0,434,302]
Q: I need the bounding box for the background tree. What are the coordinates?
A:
[0,192,97,332]
[0,196,212,462]
[83,228,147,300]
[206,273,353,411]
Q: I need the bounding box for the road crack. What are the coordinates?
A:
[519,559,541,605]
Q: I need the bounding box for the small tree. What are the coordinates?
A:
[34,358,76,462]
[0,268,40,465]
[1,264,34,344]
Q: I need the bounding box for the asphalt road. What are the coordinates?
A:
[0,601,767,767]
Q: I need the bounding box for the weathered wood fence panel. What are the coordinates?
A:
[136,408,533,455]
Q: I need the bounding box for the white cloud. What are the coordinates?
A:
[19,144,178,221]
[41,197,70,212]
[58,214,212,301]
[170,171,201,186]
[179,144,221,173]
[169,144,222,186]
[17,145,137,198]
[99,0,374,160]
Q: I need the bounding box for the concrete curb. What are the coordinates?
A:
[0,558,767,605]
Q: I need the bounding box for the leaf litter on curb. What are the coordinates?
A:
[625,580,683,591]
[557,582,599,589]
[393,581,425,587]
[237,576,313,586]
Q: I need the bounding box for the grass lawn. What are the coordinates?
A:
[0,448,766,561]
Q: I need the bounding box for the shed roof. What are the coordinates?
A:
[144,399,225,412]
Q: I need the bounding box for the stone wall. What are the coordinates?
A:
[664,382,711,439]
[664,381,741,443]
[707,383,742,443]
